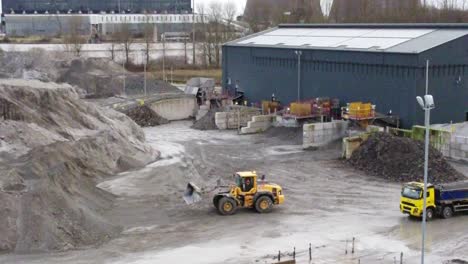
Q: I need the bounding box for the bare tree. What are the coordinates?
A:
[208,2,223,68]
[141,14,155,67]
[108,41,117,61]
[116,23,134,65]
[223,1,237,41]
[183,25,188,65]
[63,16,87,57]
[198,3,209,67]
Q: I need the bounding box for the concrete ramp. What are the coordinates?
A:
[149,96,197,121]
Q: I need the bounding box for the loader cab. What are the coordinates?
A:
[235,171,258,194]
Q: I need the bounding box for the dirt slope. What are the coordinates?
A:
[0,79,157,253]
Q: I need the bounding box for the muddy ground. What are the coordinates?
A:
[1,121,467,264]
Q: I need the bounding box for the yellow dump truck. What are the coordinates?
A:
[400,181,468,220]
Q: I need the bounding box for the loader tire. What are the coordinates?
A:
[217,197,237,215]
[255,196,273,213]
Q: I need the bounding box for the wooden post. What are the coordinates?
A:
[309,243,312,261]
[293,247,296,260]
[278,250,281,262]
[352,237,355,254]
[400,252,403,264]
[345,239,348,254]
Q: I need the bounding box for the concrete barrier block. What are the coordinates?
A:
[249,121,269,129]
[451,149,463,158]
[315,130,324,136]
[455,136,465,144]
[216,123,227,130]
[313,123,324,130]
[241,126,266,134]
[452,144,462,152]
[322,123,332,130]
[314,135,323,142]
[252,115,274,122]
[216,112,227,119]
[303,124,315,131]
[461,144,468,152]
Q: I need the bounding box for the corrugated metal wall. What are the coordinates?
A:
[223,37,468,127]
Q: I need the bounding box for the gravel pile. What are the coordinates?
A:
[264,126,303,145]
[124,77,182,96]
[125,105,169,127]
[0,79,157,253]
[191,108,219,130]
[348,133,465,183]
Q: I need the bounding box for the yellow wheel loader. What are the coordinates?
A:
[184,171,285,215]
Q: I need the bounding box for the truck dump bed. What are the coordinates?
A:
[437,181,468,201]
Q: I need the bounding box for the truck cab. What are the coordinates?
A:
[400,182,436,219]
[400,181,468,220]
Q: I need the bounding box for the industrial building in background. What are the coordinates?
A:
[0,0,196,37]
[2,0,192,14]
[222,24,468,127]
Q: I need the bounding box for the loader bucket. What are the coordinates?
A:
[183,182,203,205]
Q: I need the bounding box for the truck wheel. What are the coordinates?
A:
[442,206,453,219]
[425,208,434,221]
[217,197,237,216]
[255,196,273,213]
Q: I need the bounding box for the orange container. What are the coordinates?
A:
[290,102,312,116]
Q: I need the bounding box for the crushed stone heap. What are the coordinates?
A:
[348,132,465,183]
[0,79,157,253]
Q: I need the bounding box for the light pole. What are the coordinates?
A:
[295,50,302,102]
[122,58,126,96]
[162,34,166,82]
[143,51,147,97]
[192,0,196,65]
[416,60,435,264]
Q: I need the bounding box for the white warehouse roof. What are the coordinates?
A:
[227,24,468,54]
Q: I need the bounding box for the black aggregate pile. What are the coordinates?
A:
[264,126,303,145]
[348,133,465,183]
[125,105,169,127]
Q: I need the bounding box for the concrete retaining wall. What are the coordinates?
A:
[149,96,197,121]
[303,120,348,149]
[215,109,261,130]
[450,136,468,161]
[240,115,275,134]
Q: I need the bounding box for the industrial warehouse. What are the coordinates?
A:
[222,23,468,127]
